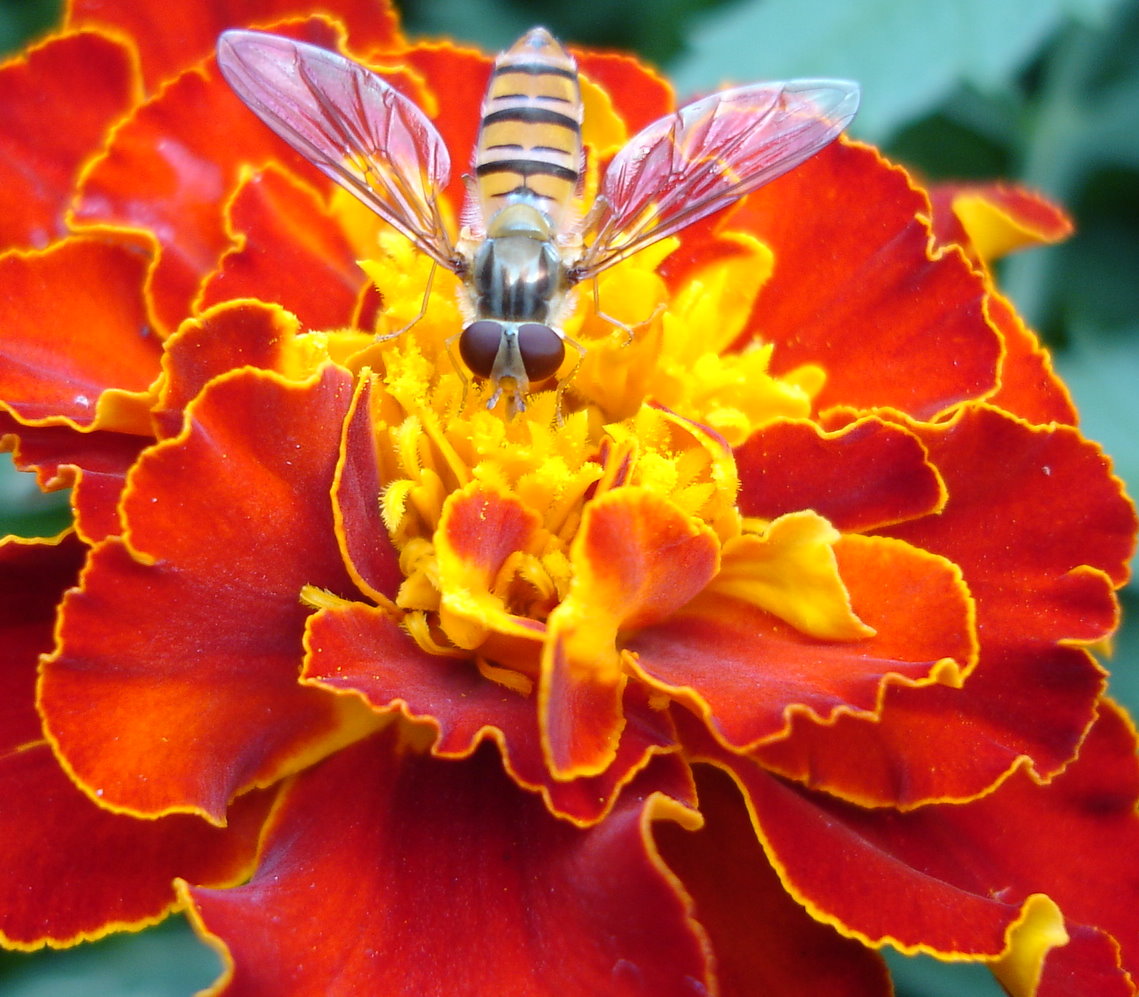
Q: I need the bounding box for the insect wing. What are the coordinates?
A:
[576,80,859,278]
[217,30,456,268]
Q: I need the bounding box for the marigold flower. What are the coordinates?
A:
[1,2,1137,995]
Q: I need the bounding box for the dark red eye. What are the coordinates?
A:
[517,323,564,382]
[458,320,503,379]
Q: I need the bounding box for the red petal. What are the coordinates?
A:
[155,300,300,437]
[890,406,1135,635]
[656,765,892,997]
[199,167,366,329]
[628,533,973,751]
[0,238,161,428]
[0,536,271,947]
[756,406,1133,806]
[0,415,147,542]
[732,142,999,418]
[718,705,1139,990]
[41,366,362,820]
[332,375,403,602]
[575,48,675,133]
[929,181,1073,262]
[735,417,944,531]
[303,601,680,824]
[185,735,710,995]
[0,31,138,249]
[67,0,400,91]
[755,643,1107,808]
[71,45,333,332]
[986,292,1078,425]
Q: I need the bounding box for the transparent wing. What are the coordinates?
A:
[217,30,458,269]
[574,79,859,280]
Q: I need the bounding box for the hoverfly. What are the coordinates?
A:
[217,27,859,415]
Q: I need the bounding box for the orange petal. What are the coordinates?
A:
[629,534,973,752]
[71,47,335,332]
[543,488,720,777]
[0,536,271,948]
[0,237,161,431]
[985,292,1078,425]
[0,31,138,249]
[732,141,1000,418]
[41,366,370,822]
[930,181,1073,263]
[303,601,678,825]
[200,166,367,330]
[67,0,400,91]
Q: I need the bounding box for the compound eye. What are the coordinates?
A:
[458,320,503,379]
[517,323,565,382]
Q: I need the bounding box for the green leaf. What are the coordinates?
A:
[671,0,1126,139]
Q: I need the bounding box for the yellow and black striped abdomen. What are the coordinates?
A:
[475,27,583,229]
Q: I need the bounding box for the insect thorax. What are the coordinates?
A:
[472,202,566,323]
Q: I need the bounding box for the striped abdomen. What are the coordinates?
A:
[474,27,583,229]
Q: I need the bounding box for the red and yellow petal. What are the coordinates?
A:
[887,406,1135,638]
[985,292,1078,425]
[0,536,271,948]
[735,417,945,531]
[628,533,973,754]
[301,600,680,824]
[199,166,368,330]
[70,40,331,333]
[0,30,139,250]
[67,0,400,91]
[656,764,893,997]
[929,180,1073,264]
[731,141,1000,418]
[183,733,710,996]
[40,366,378,821]
[713,704,1139,993]
[0,237,161,432]
[0,416,148,542]
[542,488,721,777]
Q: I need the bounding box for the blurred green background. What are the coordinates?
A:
[2,0,1137,994]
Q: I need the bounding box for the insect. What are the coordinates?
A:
[217,27,859,416]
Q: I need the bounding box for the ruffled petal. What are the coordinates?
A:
[757,405,1133,806]
[543,488,721,777]
[0,415,147,542]
[731,142,999,417]
[929,181,1073,264]
[735,417,945,531]
[711,704,1139,993]
[199,167,367,329]
[302,600,679,824]
[629,533,973,753]
[0,237,161,431]
[183,734,711,995]
[656,764,892,997]
[0,536,270,948]
[40,366,375,821]
[71,36,336,332]
[985,292,1078,425]
[67,0,400,91]
[0,31,138,249]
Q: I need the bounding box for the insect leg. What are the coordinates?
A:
[552,334,587,426]
[443,328,472,412]
[375,260,438,342]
